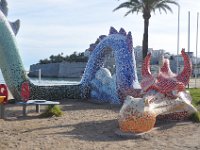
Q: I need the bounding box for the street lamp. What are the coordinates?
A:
[188,11,190,88]
[176,4,180,74]
[195,12,199,88]
[188,11,190,53]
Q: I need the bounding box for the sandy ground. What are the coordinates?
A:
[0,99,199,150]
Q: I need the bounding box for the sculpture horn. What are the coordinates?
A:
[142,53,152,78]
[176,49,192,86]
[160,59,176,77]
[141,53,156,91]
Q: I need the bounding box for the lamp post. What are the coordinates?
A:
[176,5,180,74]
[195,12,199,88]
[188,11,190,88]
[188,11,190,53]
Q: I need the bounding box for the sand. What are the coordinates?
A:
[0,99,200,150]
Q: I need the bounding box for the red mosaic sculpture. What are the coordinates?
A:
[141,49,191,98]
[118,49,197,133]
[21,82,30,102]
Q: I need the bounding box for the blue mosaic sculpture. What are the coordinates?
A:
[81,27,141,104]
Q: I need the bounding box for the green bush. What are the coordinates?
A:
[40,105,63,118]
[39,52,88,64]
[187,88,200,106]
[189,111,200,122]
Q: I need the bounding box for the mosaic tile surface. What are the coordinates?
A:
[0,2,198,133]
[80,27,141,104]
[0,2,141,102]
[0,3,81,101]
[118,49,197,133]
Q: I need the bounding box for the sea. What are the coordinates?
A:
[0,71,81,85]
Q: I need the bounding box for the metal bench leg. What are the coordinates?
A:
[36,104,40,113]
[23,105,27,116]
[0,104,5,119]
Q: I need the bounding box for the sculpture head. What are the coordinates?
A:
[118,49,197,133]
[141,49,192,98]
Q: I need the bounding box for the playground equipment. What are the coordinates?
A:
[0,0,197,133]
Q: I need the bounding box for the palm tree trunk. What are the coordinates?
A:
[142,18,149,60]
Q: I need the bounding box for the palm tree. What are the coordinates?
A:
[113,0,179,60]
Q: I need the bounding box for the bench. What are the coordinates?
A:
[17,100,60,116]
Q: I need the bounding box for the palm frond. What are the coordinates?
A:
[162,4,173,13]
[164,0,179,6]
[113,0,143,15]
[114,0,179,15]
[159,7,167,14]
[155,3,174,14]
[151,0,178,13]
[124,6,141,16]
[113,2,134,12]
[124,9,133,16]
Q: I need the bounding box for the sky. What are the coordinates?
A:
[5,0,200,69]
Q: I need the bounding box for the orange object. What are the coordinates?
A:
[118,112,156,133]
[0,84,8,104]
[0,96,6,104]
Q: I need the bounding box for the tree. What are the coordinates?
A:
[113,0,178,60]
[39,58,49,64]
[39,51,88,64]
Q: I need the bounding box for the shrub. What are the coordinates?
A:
[189,111,200,123]
[40,105,63,118]
[187,88,200,106]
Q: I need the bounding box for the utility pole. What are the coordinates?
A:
[188,11,190,88]
[176,5,180,74]
[195,12,199,88]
